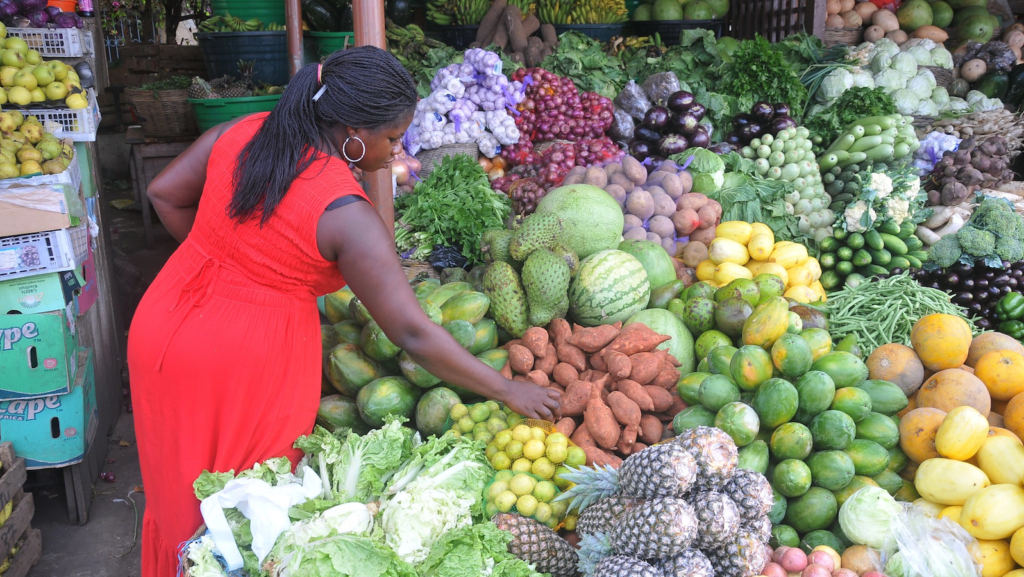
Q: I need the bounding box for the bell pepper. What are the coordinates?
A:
[995,292,1024,321]
[999,320,1024,340]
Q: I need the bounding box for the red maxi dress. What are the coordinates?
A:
[127,113,366,576]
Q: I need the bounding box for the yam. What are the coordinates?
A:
[644,385,674,412]
[585,386,621,449]
[509,52,524,64]
[567,325,620,353]
[607,391,642,428]
[522,327,550,358]
[617,436,636,455]
[555,417,577,437]
[548,318,572,346]
[526,369,550,388]
[504,6,528,53]
[666,393,686,417]
[629,352,663,385]
[639,414,663,445]
[503,339,523,351]
[534,344,558,375]
[553,362,579,387]
[562,381,593,416]
[556,342,588,372]
[539,23,557,47]
[500,360,513,379]
[492,20,509,50]
[524,36,544,68]
[476,0,507,45]
[521,14,540,36]
[617,379,655,411]
[579,369,595,383]
[508,344,535,374]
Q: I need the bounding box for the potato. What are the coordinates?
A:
[623,227,648,241]
[626,189,655,220]
[652,191,676,217]
[826,0,841,14]
[583,166,608,188]
[606,183,627,201]
[644,172,666,187]
[885,29,908,43]
[645,232,662,244]
[621,155,647,186]
[678,171,693,194]
[604,163,623,177]
[609,172,634,189]
[662,237,678,256]
[682,240,709,268]
[623,213,644,229]
[676,192,708,212]
[960,58,987,82]
[826,13,845,28]
[659,172,683,199]
[840,9,862,27]
[649,215,675,240]
[562,174,584,186]
[566,165,586,178]
[672,208,701,236]
[863,24,885,42]
[872,8,899,32]
[689,225,716,245]
[854,1,877,19]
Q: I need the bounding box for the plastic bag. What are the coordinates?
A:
[614,80,652,122]
[608,107,635,141]
[912,131,961,176]
[883,503,983,577]
[641,72,681,107]
[428,245,468,269]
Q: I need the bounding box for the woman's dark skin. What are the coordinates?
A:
[148,113,563,421]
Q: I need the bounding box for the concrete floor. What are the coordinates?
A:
[30,180,178,577]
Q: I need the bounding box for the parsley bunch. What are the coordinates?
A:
[804,87,897,147]
[719,36,809,119]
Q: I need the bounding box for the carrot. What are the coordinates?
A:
[556,342,587,372]
[666,393,687,418]
[508,344,534,374]
[617,379,655,411]
[652,367,680,389]
[561,380,593,416]
[522,327,549,358]
[526,370,550,388]
[552,363,579,387]
[554,417,577,437]
[604,324,670,356]
[500,360,513,379]
[533,344,558,375]
[566,325,620,353]
[644,385,674,412]
[628,352,662,385]
[585,385,620,449]
[571,422,596,448]
[605,350,631,379]
[583,445,621,468]
[639,414,663,445]
[589,350,608,372]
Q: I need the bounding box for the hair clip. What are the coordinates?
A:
[312,85,327,102]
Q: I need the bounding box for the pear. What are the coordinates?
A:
[6,131,26,146]
[19,160,40,176]
[0,112,15,133]
[0,161,17,179]
[0,139,20,154]
[19,122,41,144]
[9,111,22,128]
[24,115,40,126]
[41,159,64,175]
[0,148,15,165]
[36,138,59,160]
[16,144,41,163]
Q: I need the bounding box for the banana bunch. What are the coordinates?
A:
[507,0,536,15]
[264,22,285,31]
[536,0,573,24]
[386,20,444,68]
[198,14,265,32]
[569,0,627,23]
[426,0,457,25]
[452,0,489,24]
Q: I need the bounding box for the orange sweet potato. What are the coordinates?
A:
[584,445,622,467]
[500,360,513,379]
[533,344,558,375]
[585,386,621,449]
[631,442,648,453]
[578,369,595,383]
[652,367,680,389]
[526,370,550,388]
[513,375,530,382]
[557,342,587,372]
[607,391,642,427]
[605,350,632,379]
[592,372,611,391]
[553,363,579,387]
[555,417,577,437]
[503,339,523,351]
[604,324,670,356]
[664,353,682,368]
[589,350,608,372]
[548,318,572,347]
[628,352,663,385]
[618,379,655,411]
[666,393,687,418]
[644,385,674,412]
[617,435,636,455]
[508,344,535,374]
[522,327,550,358]
[562,381,593,416]
[571,422,596,448]
[639,414,663,445]
[567,325,621,353]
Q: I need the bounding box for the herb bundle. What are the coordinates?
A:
[719,35,809,120]
[804,87,897,147]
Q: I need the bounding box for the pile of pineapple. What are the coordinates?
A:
[0,27,88,109]
[188,61,284,100]
[494,427,774,577]
[0,112,73,178]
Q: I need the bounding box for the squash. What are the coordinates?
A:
[949,77,971,98]
[961,58,989,83]
[967,332,1024,367]
[1004,29,1024,49]
[916,369,991,416]
[939,505,963,523]
[1012,526,1024,566]
[826,13,845,28]
[914,458,991,505]
[974,350,1024,401]
[899,407,947,463]
[988,411,1005,427]
[936,405,990,460]
[960,484,1024,540]
[976,435,1024,485]
[993,397,1009,416]
[911,314,973,371]
[839,0,854,11]
[972,539,1017,577]
[1005,393,1024,441]
[866,343,925,396]
[912,25,949,42]
[989,426,1022,444]
[840,10,862,27]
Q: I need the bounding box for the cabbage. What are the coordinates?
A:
[819,69,854,102]
[967,90,1004,111]
[931,86,949,107]
[907,70,935,94]
[876,69,908,91]
[885,551,910,577]
[871,53,893,74]
[681,148,725,193]
[839,486,903,550]
[915,99,938,116]
[906,45,933,66]
[892,52,919,78]
[893,89,920,115]
[902,38,936,51]
[946,97,971,113]
[930,47,954,69]
[851,68,876,88]
[873,38,901,59]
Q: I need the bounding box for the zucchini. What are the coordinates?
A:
[879,233,908,255]
[837,246,854,261]
[865,230,884,251]
[877,221,901,235]
[898,221,917,239]
[905,254,923,269]
[836,260,855,276]
[904,236,924,251]
[852,249,873,267]
[847,233,865,250]
[887,256,911,271]
[869,248,892,266]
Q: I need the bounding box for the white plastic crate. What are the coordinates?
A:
[0,143,82,195]
[0,224,87,281]
[8,89,100,142]
[5,27,84,59]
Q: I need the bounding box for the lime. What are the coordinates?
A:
[532,457,555,479]
[474,431,493,444]
[495,491,517,512]
[544,516,559,529]
[493,430,512,450]
[510,473,537,495]
[450,403,469,420]
[530,427,547,441]
[450,429,462,438]
[550,499,568,518]
[490,451,511,470]
[512,425,533,443]
[508,414,523,427]
[565,446,586,467]
[533,480,558,502]
[492,411,507,421]
[494,470,515,483]
[458,416,475,433]
[512,458,534,473]
[470,404,491,423]
[486,444,499,459]
[533,502,553,523]
[486,417,508,434]
[506,440,525,460]
[546,443,568,463]
[553,466,572,489]
[473,422,488,435]
[488,481,509,500]
[546,432,568,446]
[485,400,502,413]
[524,439,546,461]
[516,494,539,516]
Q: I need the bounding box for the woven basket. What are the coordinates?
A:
[913,115,935,130]
[124,87,199,139]
[416,143,479,179]
[925,66,954,89]
[823,28,863,47]
[402,259,438,281]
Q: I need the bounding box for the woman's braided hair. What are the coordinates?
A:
[229,45,417,223]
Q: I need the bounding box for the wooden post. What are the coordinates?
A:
[286,0,304,77]
[353,0,395,233]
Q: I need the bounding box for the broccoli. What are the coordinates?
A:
[956,225,997,257]
[928,234,963,269]
[996,236,1024,263]
[971,197,1024,243]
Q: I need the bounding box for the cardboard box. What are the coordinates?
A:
[0,183,75,237]
[0,348,97,469]
[0,306,76,399]
[0,270,81,315]
[74,241,95,316]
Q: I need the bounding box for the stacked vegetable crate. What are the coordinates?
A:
[728,0,826,42]
[0,443,41,577]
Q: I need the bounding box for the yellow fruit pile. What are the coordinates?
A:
[0,31,87,109]
[695,221,827,303]
[0,111,73,178]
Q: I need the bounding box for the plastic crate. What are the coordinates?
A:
[0,224,88,281]
[188,94,282,132]
[552,24,626,42]
[197,32,289,86]
[2,90,100,142]
[5,27,85,59]
[630,20,725,44]
[0,144,82,195]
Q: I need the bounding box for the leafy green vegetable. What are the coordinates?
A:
[185,536,230,577]
[266,503,379,575]
[804,87,896,146]
[194,470,235,500]
[409,46,462,98]
[711,154,804,242]
[719,35,809,119]
[417,523,544,577]
[395,154,511,265]
[539,32,627,98]
[270,531,417,577]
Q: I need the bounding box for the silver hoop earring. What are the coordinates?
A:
[343,136,366,163]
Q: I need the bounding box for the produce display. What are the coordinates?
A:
[620,85,713,161]
[0,28,87,109]
[0,112,74,177]
[0,1,82,28]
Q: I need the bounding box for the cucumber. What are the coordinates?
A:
[907,250,929,263]
[904,236,923,251]
[836,260,855,276]
[837,246,854,261]
[819,237,839,253]
[852,249,873,267]
[904,254,923,269]
[865,231,884,251]
[820,270,841,290]
[847,233,865,250]
[898,221,916,238]
[879,233,908,255]
[887,256,911,271]
[869,248,892,266]
[820,252,837,269]
[859,264,889,277]
[877,221,901,235]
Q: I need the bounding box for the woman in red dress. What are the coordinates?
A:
[127,46,562,577]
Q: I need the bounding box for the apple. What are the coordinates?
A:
[65,92,87,109]
[7,86,30,106]
[6,38,29,55]
[46,61,67,81]
[24,49,40,66]
[29,87,44,102]
[66,69,79,81]
[0,87,7,105]
[12,70,36,91]
[43,81,66,101]
[61,78,79,92]
[0,66,17,88]
[31,65,53,87]
[0,22,8,39]
[0,49,24,69]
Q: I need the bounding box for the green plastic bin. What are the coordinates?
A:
[197,31,290,86]
[210,0,286,26]
[188,95,283,132]
[304,31,354,60]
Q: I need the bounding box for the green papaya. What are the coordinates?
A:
[325,343,388,397]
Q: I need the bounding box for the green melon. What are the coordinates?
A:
[618,239,677,289]
[626,308,696,373]
[771,525,800,548]
[653,0,684,20]
[570,250,651,326]
[535,184,625,259]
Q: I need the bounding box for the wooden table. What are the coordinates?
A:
[126,126,194,247]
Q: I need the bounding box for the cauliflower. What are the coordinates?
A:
[907,177,921,198]
[885,197,910,225]
[845,201,876,232]
[869,173,894,198]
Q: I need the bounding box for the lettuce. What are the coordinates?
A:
[418,523,543,577]
[380,486,475,565]
[265,503,376,574]
[871,53,893,75]
[269,532,417,577]
[839,486,903,550]
[185,535,230,577]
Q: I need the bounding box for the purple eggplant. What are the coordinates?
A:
[688,127,710,149]
[724,132,742,145]
[768,115,797,135]
[659,134,689,156]
[634,125,662,144]
[751,101,774,124]
[667,91,695,113]
[643,106,670,129]
[669,112,699,137]
[733,113,752,128]
[629,139,652,160]
[708,142,736,155]
[773,103,791,117]
[688,103,706,122]
[738,122,762,143]
[646,156,665,173]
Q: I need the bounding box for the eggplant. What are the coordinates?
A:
[953,262,973,275]
[976,318,993,330]
[952,292,974,304]
[659,134,689,156]
[990,286,1003,299]
[944,273,960,287]
[976,278,989,290]
[751,101,774,124]
[961,278,975,290]
[688,103,706,122]
[647,156,665,173]
[890,268,904,276]
[667,91,695,113]
[643,106,670,129]
[629,139,652,160]
[1003,261,1013,270]
[984,270,996,280]
[769,116,797,135]
[1011,269,1023,279]
[724,132,742,145]
[689,127,710,149]
[968,302,984,315]
[708,142,736,155]
[993,274,1011,287]
[738,122,763,143]
[773,103,791,117]
[634,126,662,144]
[733,113,752,128]
[669,112,699,136]
[1009,277,1019,289]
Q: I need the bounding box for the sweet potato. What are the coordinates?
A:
[500,360,513,379]
[617,379,655,411]
[592,372,611,391]
[666,393,686,418]
[555,417,577,437]
[503,339,523,351]
[604,325,670,356]
[562,381,593,416]
[553,363,579,387]
[652,367,680,389]
[605,350,632,379]
[628,352,663,385]
[644,385,674,412]
[589,351,607,372]
[632,442,647,454]
[607,391,642,427]
[522,327,549,358]
[639,414,663,445]
[571,422,596,448]
[556,342,587,372]
[509,344,535,374]
[567,325,621,353]
[578,369,595,383]
[617,435,636,455]
[526,370,550,388]
[513,375,530,382]
[585,385,621,449]
[584,445,622,467]
[533,344,558,375]
[664,353,682,368]
[548,318,572,347]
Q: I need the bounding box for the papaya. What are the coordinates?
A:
[730,345,774,391]
[769,487,788,525]
[831,387,874,423]
[324,285,356,323]
[810,351,869,389]
[317,394,370,434]
[793,370,838,424]
[415,387,461,438]
[412,278,441,300]
[349,296,373,325]
[737,440,769,473]
[800,530,845,556]
[772,333,813,378]
[356,376,421,427]
[420,299,444,325]
[810,410,856,450]
[440,291,490,324]
[771,422,814,461]
[443,320,477,350]
[398,350,442,389]
[468,319,499,355]
[673,405,718,432]
[361,320,401,361]
[424,282,474,307]
[887,446,909,473]
[333,320,363,346]
[844,439,890,476]
[708,345,739,375]
[677,372,711,405]
[325,343,389,397]
[872,469,905,496]
[853,379,909,416]
[475,348,510,372]
[742,296,790,349]
[856,412,901,449]
[752,378,799,428]
[699,374,742,412]
[785,487,838,534]
[800,328,833,361]
[807,450,856,491]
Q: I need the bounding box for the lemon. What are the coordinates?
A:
[510,473,537,496]
[532,457,556,480]
[492,430,512,450]
[485,502,499,518]
[524,439,546,461]
[485,444,499,459]
[494,470,515,483]
[495,491,517,513]
[490,451,511,471]
[545,443,568,463]
[488,481,509,500]
[474,431,493,445]
[506,440,524,460]
[511,425,533,443]
[511,458,533,473]
[486,417,507,435]
[565,446,587,467]
[485,400,501,413]
[458,416,475,433]
[553,466,572,489]
[550,500,568,518]
[470,404,491,423]
[546,432,568,446]
[531,427,547,441]
[450,403,469,420]
[533,480,558,503]
[516,494,539,517]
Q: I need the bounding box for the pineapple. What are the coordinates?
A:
[673,426,738,492]
[187,77,215,99]
[721,469,774,522]
[655,548,714,577]
[576,496,641,537]
[744,515,773,544]
[560,444,698,509]
[491,513,578,577]
[707,528,770,577]
[690,492,741,549]
[592,555,662,577]
[608,498,698,559]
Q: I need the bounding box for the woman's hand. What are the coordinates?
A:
[500,380,563,422]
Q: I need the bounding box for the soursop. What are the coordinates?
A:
[440,267,468,284]
[509,213,564,261]
[550,244,580,277]
[482,262,530,338]
[481,229,515,265]
[521,248,571,327]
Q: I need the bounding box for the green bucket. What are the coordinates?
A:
[210,0,286,26]
[304,31,354,60]
[188,94,283,132]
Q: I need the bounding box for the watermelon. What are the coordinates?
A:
[618,239,677,289]
[571,250,651,327]
[625,308,695,373]
[534,184,625,259]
